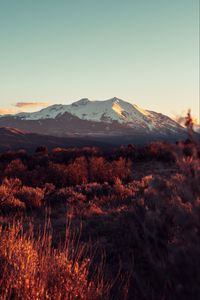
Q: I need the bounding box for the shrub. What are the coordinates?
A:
[4,159,27,179]
[16,186,44,208]
[66,157,88,186]
[0,178,25,211]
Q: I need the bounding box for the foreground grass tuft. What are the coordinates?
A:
[0,220,109,300]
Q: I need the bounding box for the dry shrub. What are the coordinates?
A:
[114,178,133,199]
[112,158,132,181]
[16,186,45,208]
[89,157,111,183]
[66,157,88,186]
[4,159,27,179]
[0,220,110,300]
[0,178,25,211]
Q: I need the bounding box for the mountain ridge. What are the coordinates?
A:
[0,126,113,152]
[0,97,186,138]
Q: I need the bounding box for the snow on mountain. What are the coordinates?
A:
[10,97,179,131]
[13,97,152,122]
[15,104,67,120]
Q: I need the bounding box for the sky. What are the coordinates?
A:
[0,0,199,122]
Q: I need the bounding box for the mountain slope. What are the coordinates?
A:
[0,127,111,152]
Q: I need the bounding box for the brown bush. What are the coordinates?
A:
[0,178,25,211]
[16,186,44,208]
[4,159,27,179]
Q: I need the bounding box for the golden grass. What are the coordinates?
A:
[0,219,109,300]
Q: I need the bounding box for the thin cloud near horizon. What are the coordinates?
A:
[0,101,50,115]
[14,102,50,108]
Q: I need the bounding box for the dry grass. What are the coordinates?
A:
[0,219,110,300]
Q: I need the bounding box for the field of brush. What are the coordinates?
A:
[0,141,200,300]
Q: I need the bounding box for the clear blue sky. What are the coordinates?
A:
[0,0,199,121]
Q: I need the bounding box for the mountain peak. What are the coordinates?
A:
[72,98,90,106]
[109,97,122,103]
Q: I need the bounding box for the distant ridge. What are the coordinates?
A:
[0,127,112,153]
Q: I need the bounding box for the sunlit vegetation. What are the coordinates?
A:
[0,141,200,299]
[0,220,109,300]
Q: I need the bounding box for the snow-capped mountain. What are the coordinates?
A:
[16,98,151,123]
[0,97,186,140]
[14,97,181,131]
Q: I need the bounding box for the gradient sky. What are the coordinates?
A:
[0,0,199,121]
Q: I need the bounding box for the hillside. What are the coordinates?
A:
[0,127,110,152]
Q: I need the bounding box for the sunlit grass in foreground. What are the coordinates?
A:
[0,218,111,300]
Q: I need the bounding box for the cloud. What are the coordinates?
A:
[0,101,50,115]
[0,108,17,115]
[14,102,49,108]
